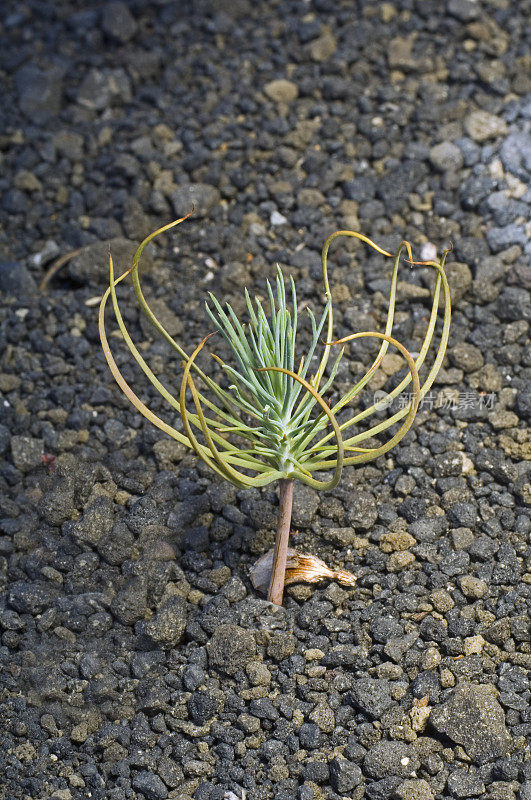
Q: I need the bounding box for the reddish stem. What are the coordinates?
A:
[267,478,294,606]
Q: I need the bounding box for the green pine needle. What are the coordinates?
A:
[99,217,451,491]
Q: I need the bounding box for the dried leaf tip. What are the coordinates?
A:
[250,547,357,595]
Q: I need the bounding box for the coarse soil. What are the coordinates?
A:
[0,2,530,800]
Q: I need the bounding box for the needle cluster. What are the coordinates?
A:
[99,217,451,494]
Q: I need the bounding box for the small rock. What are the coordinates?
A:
[394,778,435,800]
[71,496,114,546]
[499,132,531,181]
[447,261,474,305]
[364,740,420,780]
[15,63,64,118]
[0,424,10,456]
[485,193,528,227]
[388,551,416,571]
[153,439,187,470]
[14,170,42,192]
[267,631,296,660]
[207,624,256,675]
[140,595,187,648]
[51,791,72,800]
[2,188,28,215]
[421,646,441,671]
[486,224,527,253]
[77,67,132,110]
[464,110,508,142]
[131,770,168,800]
[343,176,376,202]
[52,130,84,161]
[429,142,464,172]
[367,777,403,800]
[102,1,137,43]
[519,783,531,800]
[376,161,427,213]
[219,261,251,291]
[429,589,454,613]
[0,261,37,296]
[459,575,488,599]
[384,631,419,663]
[298,722,322,749]
[11,436,43,472]
[381,353,405,375]
[29,241,60,268]
[156,757,183,789]
[346,491,378,530]
[322,527,366,548]
[110,577,148,626]
[292,483,320,528]
[446,770,485,798]
[329,757,362,792]
[497,287,531,322]
[171,183,220,217]
[70,722,88,743]
[310,30,337,62]
[488,410,519,430]
[388,35,417,71]
[450,343,484,373]
[460,174,498,210]
[68,237,153,285]
[270,210,288,226]
[420,242,438,261]
[8,581,59,615]
[97,521,135,566]
[187,690,219,724]
[463,635,485,655]
[467,363,502,392]
[448,0,480,20]
[139,297,184,339]
[352,677,393,718]
[39,475,76,526]
[246,661,271,686]
[430,682,512,764]
[309,701,335,733]
[264,79,298,103]
[380,530,416,552]
[298,187,326,208]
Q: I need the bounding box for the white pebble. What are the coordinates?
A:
[270,210,288,226]
[420,242,437,261]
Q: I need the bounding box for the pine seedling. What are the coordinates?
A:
[99,216,451,605]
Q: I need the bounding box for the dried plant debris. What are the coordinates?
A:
[250,547,357,594]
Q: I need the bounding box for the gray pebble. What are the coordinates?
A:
[500,132,531,180]
[171,183,221,218]
[486,224,527,252]
[102,1,137,43]
[430,682,512,764]
[364,740,419,780]
[329,757,362,792]
[110,577,148,626]
[429,142,464,172]
[207,624,256,675]
[131,770,168,800]
[10,435,43,472]
[0,261,37,296]
[139,595,187,648]
[446,770,486,798]
[352,677,393,718]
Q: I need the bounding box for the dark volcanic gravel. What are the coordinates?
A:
[0,2,530,800]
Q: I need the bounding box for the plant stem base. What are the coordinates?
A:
[267,478,294,606]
